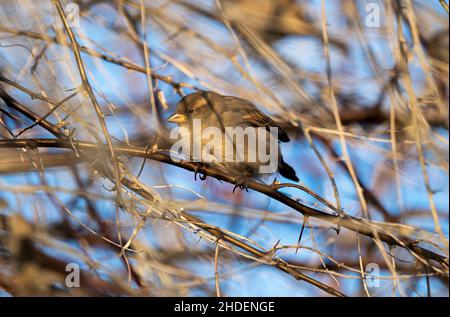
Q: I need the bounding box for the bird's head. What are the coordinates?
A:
[168,90,220,125]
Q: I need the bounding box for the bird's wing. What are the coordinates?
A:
[223,97,290,142]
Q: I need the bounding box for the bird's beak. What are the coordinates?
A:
[167,113,186,123]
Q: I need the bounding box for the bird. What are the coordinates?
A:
[179,0,347,53]
[167,90,299,190]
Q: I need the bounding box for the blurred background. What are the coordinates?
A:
[0,0,448,296]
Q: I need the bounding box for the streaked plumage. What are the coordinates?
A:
[168,90,299,182]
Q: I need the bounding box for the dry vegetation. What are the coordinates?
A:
[0,0,448,296]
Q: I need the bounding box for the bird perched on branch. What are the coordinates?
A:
[167,90,298,190]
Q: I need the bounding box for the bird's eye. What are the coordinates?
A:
[189,108,194,113]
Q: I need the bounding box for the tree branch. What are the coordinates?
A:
[0,137,447,272]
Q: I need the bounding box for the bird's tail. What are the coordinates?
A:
[278,157,299,182]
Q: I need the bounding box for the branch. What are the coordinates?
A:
[0,88,345,296]
[0,25,193,90]
[0,137,447,271]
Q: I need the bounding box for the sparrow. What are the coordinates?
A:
[179,0,347,53]
[167,90,299,188]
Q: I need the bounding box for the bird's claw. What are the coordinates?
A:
[194,164,207,181]
[232,176,250,193]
